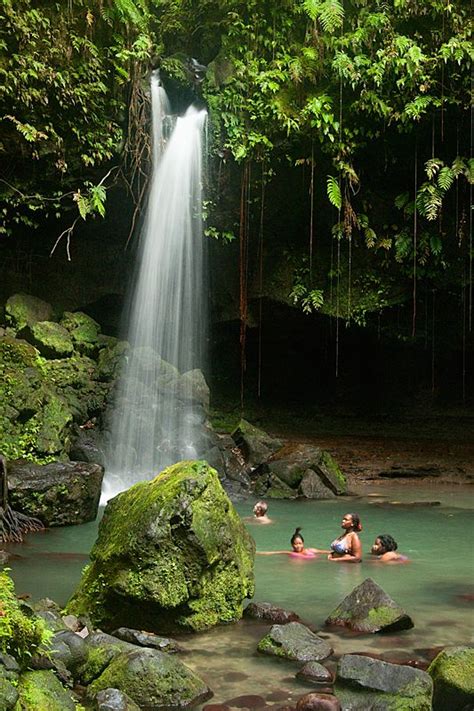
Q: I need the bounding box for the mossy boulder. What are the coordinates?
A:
[0,571,52,669]
[5,294,54,331]
[428,645,474,710]
[66,460,255,632]
[87,647,212,710]
[97,340,129,382]
[0,664,19,710]
[22,321,74,358]
[257,622,333,662]
[8,460,104,526]
[13,669,76,710]
[232,419,283,468]
[325,578,414,633]
[267,445,346,495]
[335,654,433,710]
[60,311,101,355]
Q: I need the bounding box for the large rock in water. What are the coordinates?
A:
[8,460,104,526]
[257,622,333,662]
[66,460,255,632]
[335,654,433,710]
[325,577,414,633]
[428,645,474,710]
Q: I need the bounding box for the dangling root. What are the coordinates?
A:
[0,505,44,544]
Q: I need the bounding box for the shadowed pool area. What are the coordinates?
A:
[5,483,474,706]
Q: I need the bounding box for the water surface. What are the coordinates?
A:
[6,484,474,706]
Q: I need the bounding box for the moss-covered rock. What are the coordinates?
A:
[23,321,74,358]
[97,340,129,382]
[0,571,52,668]
[87,647,212,710]
[13,670,76,710]
[5,294,54,331]
[0,664,19,710]
[335,654,433,710]
[67,460,255,632]
[8,460,104,526]
[428,645,474,710]
[325,577,414,633]
[60,311,101,355]
[232,419,283,468]
[257,622,333,662]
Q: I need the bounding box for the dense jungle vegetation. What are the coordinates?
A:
[0,0,472,412]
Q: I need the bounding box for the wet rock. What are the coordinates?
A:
[62,614,81,632]
[67,461,255,633]
[225,694,267,708]
[295,692,340,711]
[49,629,89,676]
[335,654,432,710]
[232,419,282,469]
[0,549,11,564]
[60,311,101,356]
[179,369,210,410]
[79,632,138,684]
[5,293,55,330]
[15,669,77,710]
[266,445,346,495]
[325,577,414,633]
[87,647,212,709]
[244,601,300,624]
[296,661,333,684]
[299,470,336,499]
[257,622,333,662]
[111,628,181,652]
[0,665,19,710]
[21,321,74,358]
[95,687,141,711]
[428,645,474,711]
[8,460,104,526]
[69,426,105,466]
[254,472,298,499]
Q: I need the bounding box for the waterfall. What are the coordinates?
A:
[103,78,208,499]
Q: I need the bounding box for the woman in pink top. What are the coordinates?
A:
[258,527,325,558]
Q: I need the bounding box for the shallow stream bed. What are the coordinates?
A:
[5,483,474,707]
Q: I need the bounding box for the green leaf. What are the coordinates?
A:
[326,176,341,210]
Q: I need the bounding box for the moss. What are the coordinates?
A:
[0,572,52,668]
[13,670,76,711]
[28,322,74,358]
[320,450,346,489]
[367,605,402,627]
[78,644,124,684]
[5,294,54,331]
[67,461,255,632]
[428,646,474,709]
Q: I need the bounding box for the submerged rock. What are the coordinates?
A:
[335,654,433,710]
[325,577,414,633]
[87,647,212,710]
[67,460,255,633]
[296,661,333,684]
[244,601,300,624]
[295,692,340,711]
[428,645,474,710]
[257,622,332,662]
[8,460,104,526]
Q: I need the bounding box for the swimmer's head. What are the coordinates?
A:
[290,527,304,552]
[372,534,398,555]
[253,501,268,517]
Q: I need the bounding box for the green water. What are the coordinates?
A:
[5,484,474,706]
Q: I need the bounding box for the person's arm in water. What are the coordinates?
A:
[256,550,292,555]
[328,533,362,563]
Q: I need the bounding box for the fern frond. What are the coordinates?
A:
[302,0,344,33]
[326,175,342,210]
[425,158,442,180]
[437,166,454,191]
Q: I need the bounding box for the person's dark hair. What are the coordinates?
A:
[291,527,304,544]
[377,534,398,552]
[348,513,362,532]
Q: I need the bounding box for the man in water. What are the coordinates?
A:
[253,500,272,524]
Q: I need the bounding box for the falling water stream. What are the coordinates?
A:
[104,77,208,498]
